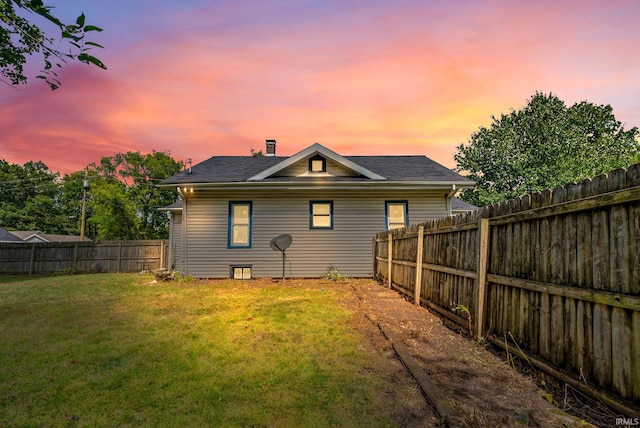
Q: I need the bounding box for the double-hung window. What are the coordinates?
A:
[310,201,333,229]
[386,201,408,230]
[228,202,252,248]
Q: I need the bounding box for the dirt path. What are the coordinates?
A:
[343,279,593,427]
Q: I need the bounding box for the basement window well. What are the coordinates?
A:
[231,265,252,279]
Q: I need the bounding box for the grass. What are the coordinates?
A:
[0,274,396,427]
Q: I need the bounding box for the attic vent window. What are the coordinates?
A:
[309,155,326,173]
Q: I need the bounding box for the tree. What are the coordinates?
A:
[0,0,105,90]
[0,159,76,233]
[0,151,183,239]
[86,177,141,240]
[454,92,640,207]
[78,150,184,240]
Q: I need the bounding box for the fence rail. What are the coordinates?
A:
[373,164,640,416]
[0,240,168,275]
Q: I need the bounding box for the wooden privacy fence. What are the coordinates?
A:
[373,165,640,416]
[0,240,168,275]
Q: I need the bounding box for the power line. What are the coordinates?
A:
[0,176,56,185]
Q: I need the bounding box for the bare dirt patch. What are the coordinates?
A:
[337,279,596,427]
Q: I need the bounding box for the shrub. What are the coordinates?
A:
[324,265,345,281]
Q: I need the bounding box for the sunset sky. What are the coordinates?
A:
[1,0,639,175]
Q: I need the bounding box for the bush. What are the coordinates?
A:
[323,265,345,281]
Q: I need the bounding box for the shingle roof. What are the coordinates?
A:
[0,228,23,242]
[160,156,284,185]
[451,198,478,211]
[158,201,184,211]
[160,154,472,185]
[346,156,469,182]
[9,230,87,242]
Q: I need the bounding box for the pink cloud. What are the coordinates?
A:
[1,0,639,174]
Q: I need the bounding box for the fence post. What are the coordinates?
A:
[387,232,393,288]
[372,236,377,279]
[475,218,490,339]
[160,240,165,269]
[414,225,424,306]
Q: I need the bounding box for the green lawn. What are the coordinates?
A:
[0,274,396,427]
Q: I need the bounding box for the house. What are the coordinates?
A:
[0,228,24,243]
[8,231,87,243]
[451,197,478,215]
[158,141,474,278]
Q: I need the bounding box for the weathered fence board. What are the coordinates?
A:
[0,240,168,275]
[373,163,640,415]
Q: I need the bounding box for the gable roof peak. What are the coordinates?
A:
[248,142,387,181]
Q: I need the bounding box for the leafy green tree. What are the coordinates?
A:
[0,159,76,233]
[0,0,105,89]
[1,152,183,239]
[78,151,183,240]
[86,177,141,240]
[454,92,640,206]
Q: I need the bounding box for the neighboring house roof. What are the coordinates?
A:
[9,230,88,242]
[159,143,474,189]
[0,228,24,242]
[158,201,184,211]
[451,198,478,212]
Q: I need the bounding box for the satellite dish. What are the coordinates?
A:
[269,234,292,282]
[270,234,292,252]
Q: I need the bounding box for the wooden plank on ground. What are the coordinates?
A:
[373,318,462,427]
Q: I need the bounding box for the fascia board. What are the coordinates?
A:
[167,180,475,192]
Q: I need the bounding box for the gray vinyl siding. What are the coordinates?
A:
[180,189,447,278]
[277,158,360,177]
[168,212,184,272]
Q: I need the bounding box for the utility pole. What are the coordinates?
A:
[80,170,89,241]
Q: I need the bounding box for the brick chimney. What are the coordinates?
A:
[265,139,276,156]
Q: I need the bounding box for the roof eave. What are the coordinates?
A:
[158,180,474,191]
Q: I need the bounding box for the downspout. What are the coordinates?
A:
[176,186,188,275]
[446,184,457,216]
